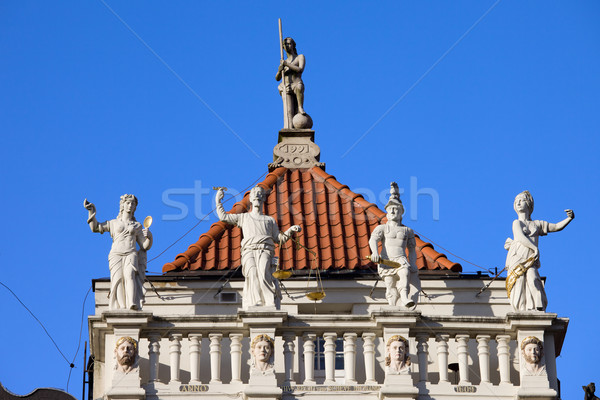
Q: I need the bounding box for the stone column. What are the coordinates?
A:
[209,333,223,384]
[416,334,429,383]
[476,335,490,384]
[169,334,182,384]
[343,333,358,384]
[148,333,161,383]
[496,335,511,384]
[362,333,376,384]
[229,333,243,384]
[455,334,471,385]
[283,332,296,385]
[323,332,337,384]
[302,333,316,384]
[436,334,450,383]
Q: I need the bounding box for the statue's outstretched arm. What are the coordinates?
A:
[215,188,238,225]
[84,199,101,233]
[548,209,574,232]
[278,225,301,243]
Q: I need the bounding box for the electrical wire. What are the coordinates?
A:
[414,230,497,274]
[66,285,92,391]
[0,280,71,365]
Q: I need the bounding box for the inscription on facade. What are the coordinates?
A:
[278,143,309,154]
[454,386,477,393]
[281,385,381,392]
[179,384,209,392]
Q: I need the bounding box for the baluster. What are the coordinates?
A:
[302,333,316,384]
[416,334,429,382]
[343,333,357,384]
[496,335,511,384]
[230,333,242,384]
[169,334,182,383]
[362,333,376,384]
[283,332,296,385]
[323,332,337,384]
[148,333,161,383]
[209,333,223,384]
[189,334,202,384]
[455,334,471,385]
[436,334,450,383]
[476,335,490,384]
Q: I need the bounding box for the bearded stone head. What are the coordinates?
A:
[114,336,138,373]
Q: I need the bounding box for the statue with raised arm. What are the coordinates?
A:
[369,182,421,308]
[84,195,152,310]
[216,186,301,309]
[275,34,312,129]
[505,190,574,312]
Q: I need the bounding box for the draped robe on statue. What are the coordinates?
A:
[220,212,284,309]
[99,218,147,310]
[505,220,549,311]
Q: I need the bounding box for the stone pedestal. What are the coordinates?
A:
[241,309,286,400]
[103,310,152,400]
[270,129,324,170]
[379,374,418,400]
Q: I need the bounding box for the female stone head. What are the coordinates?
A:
[514,190,534,217]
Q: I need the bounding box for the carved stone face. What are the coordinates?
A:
[253,340,272,363]
[389,340,406,363]
[522,343,541,365]
[122,198,136,214]
[116,340,136,367]
[387,205,403,223]
[249,187,265,209]
[283,38,295,54]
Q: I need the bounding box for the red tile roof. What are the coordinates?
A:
[162,167,461,273]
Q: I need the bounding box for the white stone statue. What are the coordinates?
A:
[114,336,139,374]
[505,190,574,312]
[216,186,301,309]
[250,334,274,373]
[369,182,421,308]
[520,336,545,376]
[84,195,153,310]
[385,335,411,375]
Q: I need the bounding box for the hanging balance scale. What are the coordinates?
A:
[272,238,293,280]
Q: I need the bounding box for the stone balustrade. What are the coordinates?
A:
[140,330,523,388]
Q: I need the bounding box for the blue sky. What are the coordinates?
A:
[1,1,598,399]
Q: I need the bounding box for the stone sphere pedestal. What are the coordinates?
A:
[292,113,313,129]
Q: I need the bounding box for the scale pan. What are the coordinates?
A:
[306,291,326,301]
[272,270,292,280]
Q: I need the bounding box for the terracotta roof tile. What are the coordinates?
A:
[163,167,461,273]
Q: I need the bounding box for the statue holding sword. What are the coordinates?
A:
[369,182,421,308]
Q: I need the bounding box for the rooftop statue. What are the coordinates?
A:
[505,191,574,312]
[216,186,301,310]
[385,335,411,375]
[84,195,153,310]
[583,382,600,400]
[276,20,312,129]
[520,336,545,376]
[369,182,421,308]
